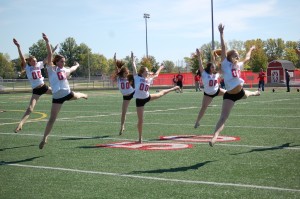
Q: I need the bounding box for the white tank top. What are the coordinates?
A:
[47,65,71,98]
[25,61,45,88]
[117,77,134,96]
[133,75,153,99]
[201,71,220,95]
[221,59,244,91]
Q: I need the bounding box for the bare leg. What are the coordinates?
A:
[150,86,179,101]
[70,92,88,100]
[209,99,235,146]
[194,96,213,128]
[243,90,260,99]
[15,94,40,133]
[119,100,130,135]
[39,103,63,149]
[136,106,144,143]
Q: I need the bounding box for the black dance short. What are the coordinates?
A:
[52,92,74,104]
[32,84,49,95]
[136,96,151,107]
[223,88,245,102]
[123,91,135,100]
[204,88,220,98]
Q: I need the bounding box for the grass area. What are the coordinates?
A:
[0,87,300,199]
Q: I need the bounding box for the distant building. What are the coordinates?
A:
[267,60,295,83]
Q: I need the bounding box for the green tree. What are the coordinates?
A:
[162,60,175,73]
[76,43,92,77]
[0,53,15,78]
[29,39,48,61]
[92,54,109,76]
[245,39,268,72]
[189,52,199,74]
[283,41,299,68]
[59,37,79,67]
[228,40,245,59]
[140,56,158,72]
[264,38,285,62]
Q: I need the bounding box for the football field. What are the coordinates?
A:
[0,88,299,199]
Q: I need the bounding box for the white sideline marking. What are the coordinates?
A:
[4,163,300,193]
[1,132,300,150]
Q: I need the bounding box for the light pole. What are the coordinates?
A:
[211,0,215,51]
[143,13,150,58]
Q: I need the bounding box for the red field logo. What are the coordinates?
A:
[96,141,193,150]
[159,135,240,142]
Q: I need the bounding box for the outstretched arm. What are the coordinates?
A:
[152,64,164,79]
[69,62,80,74]
[131,51,137,76]
[13,38,26,69]
[42,33,53,66]
[218,24,226,62]
[43,44,59,64]
[113,52,117,63]
[244,45,255,64]
[52,44,59,53]
[196,48,204,74]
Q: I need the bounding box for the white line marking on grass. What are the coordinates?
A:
[1,132,300,150]
[4,163,300,193]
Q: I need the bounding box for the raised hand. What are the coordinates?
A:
[42,33,49,42]
[218,23,224,33]
[13,38,20,47]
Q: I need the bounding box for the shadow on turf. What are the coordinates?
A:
[230,142,299,155]
[128,160,216,174]
[61,135,110,141]
[0,156,43,165]
[0,144,35,151]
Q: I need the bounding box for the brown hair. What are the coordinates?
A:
[115,60,125,69]
[53,55,65,65]
[138,66,148,76]
[116,67,129,78]
[205,62,216,74]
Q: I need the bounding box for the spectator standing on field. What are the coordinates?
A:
[172,75,177,87]
[176,71,184,93]
[257,68,266,91]
[194,70,202,92]
[285,69,290,92]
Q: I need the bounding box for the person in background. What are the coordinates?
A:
[172,75,177,87]
[194,70,202,92]
[209,23,260,147]
[285,68,290,92]
[257,68,266,91]
[132,55,179,143]
[12,38,58,133]
[176,71,184,93]
[113,52,135,135]
[39,33,88,149]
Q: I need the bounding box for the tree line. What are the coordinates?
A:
[0,37,299,79]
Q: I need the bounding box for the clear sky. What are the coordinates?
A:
[1,0,299,65]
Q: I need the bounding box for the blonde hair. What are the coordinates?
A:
[25,56,36,66]
[226,50,238,62]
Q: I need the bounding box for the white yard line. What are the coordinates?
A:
[2,163,299,193]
